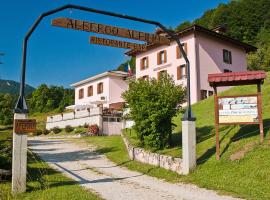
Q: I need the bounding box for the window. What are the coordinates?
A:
[208,91,213,96]
[223,49,232,64]
[157,70,167,80]
[177,64,187,80]
[157,50,167,65]
[87,86,93,97]
[140,57,148,70]
[200,90,207,100]
[97,82,103,94]
[78,88,84,99]
[176,43,188,59]
[224,69,232,73]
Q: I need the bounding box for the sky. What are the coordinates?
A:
[0,0,229,88]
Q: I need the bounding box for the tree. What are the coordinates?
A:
[0,93,15,125]
[29,84,74,113]
[175,21,192,31]
[122,74,186,149]
[248,28,270,71]
[116,57,136,73]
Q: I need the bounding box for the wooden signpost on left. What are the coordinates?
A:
[12,115,36,193]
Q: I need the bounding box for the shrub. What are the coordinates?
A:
[88,124,99,135]
[75,127,84,134]
[52,127,61,134]
[42,129,50,135]
[35,129,43,136]
[122,74,186,149]
[83,123,89,128]
[65,125,74,133]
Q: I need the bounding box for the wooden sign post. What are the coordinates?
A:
[208,71,266,160]
[51,17,170,45]
[12,115,36,194]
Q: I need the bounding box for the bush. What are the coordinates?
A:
[75,127,85,134]
[88,124,99,135]
[122,74,186,149]
[35,129,43,136]
[83,123,89,128]
[51,127,61,134]
[65,125,74,133]
[42,129,50,135]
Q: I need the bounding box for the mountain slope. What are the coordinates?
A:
[0,79,35,95]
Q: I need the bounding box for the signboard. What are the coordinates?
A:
[14,119,36,134]
[218,95,258,124]
[90,36,147,51]
[52,17,170,45]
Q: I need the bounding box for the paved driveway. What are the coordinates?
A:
[28,138,242,200]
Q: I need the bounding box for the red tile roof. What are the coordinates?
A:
[208,71,267,87]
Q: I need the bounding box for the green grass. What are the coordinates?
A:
[0,130,101,200]
[79,72,270,200]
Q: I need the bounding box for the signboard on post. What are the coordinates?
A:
[218,95,259,124]
[14,119,36,134]
[90,36,147,51]
[52,17,170,45]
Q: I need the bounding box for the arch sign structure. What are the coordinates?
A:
[12,4,196,194]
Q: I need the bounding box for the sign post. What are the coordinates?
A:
[12,116,36,194]
[209,71,266,160]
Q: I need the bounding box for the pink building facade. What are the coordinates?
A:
[70,71,128,110]
[127,25,256,104]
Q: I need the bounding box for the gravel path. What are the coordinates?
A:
[28,138,242,200]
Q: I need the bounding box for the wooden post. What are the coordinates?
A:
[213,86,220,160]
[12,113,28,194]
[257,83,264,143]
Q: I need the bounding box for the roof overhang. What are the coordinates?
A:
[125,24,257,57]
[70,70,128,87]
[208,70,266,87]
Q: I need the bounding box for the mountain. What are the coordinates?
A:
[175,0,270,71]
[0,79,35,95]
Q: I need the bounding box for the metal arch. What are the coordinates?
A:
[14,4,195,120]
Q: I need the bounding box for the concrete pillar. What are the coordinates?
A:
[182,120,196,175]
[12,113,28,194]
[98,107,103,134]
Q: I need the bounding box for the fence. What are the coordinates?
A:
[46,107,102,130]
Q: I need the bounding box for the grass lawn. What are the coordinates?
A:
[77,73,270,200]
[0,129,102,200]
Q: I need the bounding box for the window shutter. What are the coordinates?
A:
[146,57,149,68]
[177,66,181,80]
[184,64,187,76]
[164,50,167,63]
[184,43,188,55]
[100,83,103,93]
[140,58,143,70]
[176,46,180,59]
[157,52,160,65]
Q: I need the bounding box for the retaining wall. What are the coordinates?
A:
[122,136,183,174]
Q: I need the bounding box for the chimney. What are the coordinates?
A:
[212,25,227,34]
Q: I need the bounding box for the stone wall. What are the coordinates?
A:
[122,136,183,174]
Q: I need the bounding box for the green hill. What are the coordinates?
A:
[0,79,35,95]
[126,72,270,199]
